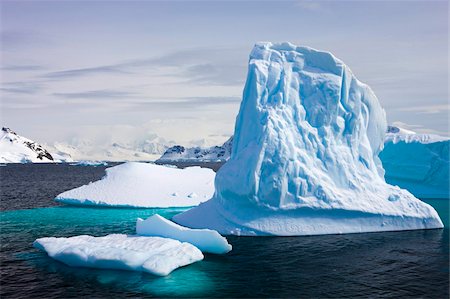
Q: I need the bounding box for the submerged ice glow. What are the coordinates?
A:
[174,42,443,235]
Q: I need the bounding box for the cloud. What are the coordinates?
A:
[1,65,46,71]
[394,104,449,114]
[294,1,323,11]
[38,46,248,86]
[53,90,138,99]
[43,65,130,79]
[0,81,44,94]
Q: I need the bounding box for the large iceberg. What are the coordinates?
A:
[34,234,203,276]
[136,214,232,254]
[381,126,449,199]
[173,42,443,236]
[55,162,215,208]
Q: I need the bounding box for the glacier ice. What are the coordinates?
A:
[173,42,443,236]
[136,214,232,254]
[34,234,203,276]
[55,162,215,208]
[381,126,449,199]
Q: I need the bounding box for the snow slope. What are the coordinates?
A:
[136,214,232,254]
[158,137,233,162]
[381,126,449,198]
[173,42,443,236]
[55,162,215,208]
[0,127,73,163]
[34,234,203,276]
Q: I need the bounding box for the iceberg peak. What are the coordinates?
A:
[173,42,443,236]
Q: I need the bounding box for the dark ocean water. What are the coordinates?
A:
[0,163,449,298]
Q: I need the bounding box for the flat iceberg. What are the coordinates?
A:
[136,214,232,254]
[381,126,449,199]
[34,234,203,276]
[55,162,215,208]
[173,42,443,236]
[70,160,108,166]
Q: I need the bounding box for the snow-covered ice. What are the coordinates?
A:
[136,214,232,254]
[34,234,203,276]
[381,126,449,199]
[55,162,215,208]
[173,42,443,236]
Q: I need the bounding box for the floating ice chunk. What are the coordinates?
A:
[136,214,232,254]
[174,42,443,236]
[70,161,108,166]
[55,162,215,208]
[34,234,203,276]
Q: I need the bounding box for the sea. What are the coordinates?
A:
[1,163,448,298]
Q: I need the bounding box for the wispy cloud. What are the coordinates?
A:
[0,81,44,94]
[1,64,46,71]
[43,65,130,79]
[394,104,449,114]
[53,89,138,99]
[38,46,247,86]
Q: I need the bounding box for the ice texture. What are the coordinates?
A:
[55,162,215,208]
[173,42,443,236]
[381,127,449,199]
[136,214,232,254]
[34,234,203,276]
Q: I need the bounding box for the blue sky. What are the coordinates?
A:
[1,0,448,147]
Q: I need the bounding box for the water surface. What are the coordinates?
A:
[1,164,448,298]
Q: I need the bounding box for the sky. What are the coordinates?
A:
[0,0,448,150]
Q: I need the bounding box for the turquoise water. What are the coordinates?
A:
[1,199,449,298]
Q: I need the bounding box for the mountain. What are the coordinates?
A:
[0,127,72,163]
[157,137,233,162]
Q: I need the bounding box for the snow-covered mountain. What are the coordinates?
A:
[0,127,73,163]
[47,141,166,162]
[157,137,233,162]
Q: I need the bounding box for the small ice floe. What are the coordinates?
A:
[34,234,203,276]
[136,214,232,254]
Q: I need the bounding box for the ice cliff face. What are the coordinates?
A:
[174,42,443,235]
[158,137,233,162]
[0,127,71,163]
[381,126,449,199]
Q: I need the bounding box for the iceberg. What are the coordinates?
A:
[136,214,232,254]
[381,126,449,199]
[69,160,108,167]
[34,234,203,276]
[173,42,443,236]
[55,162,215,208]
